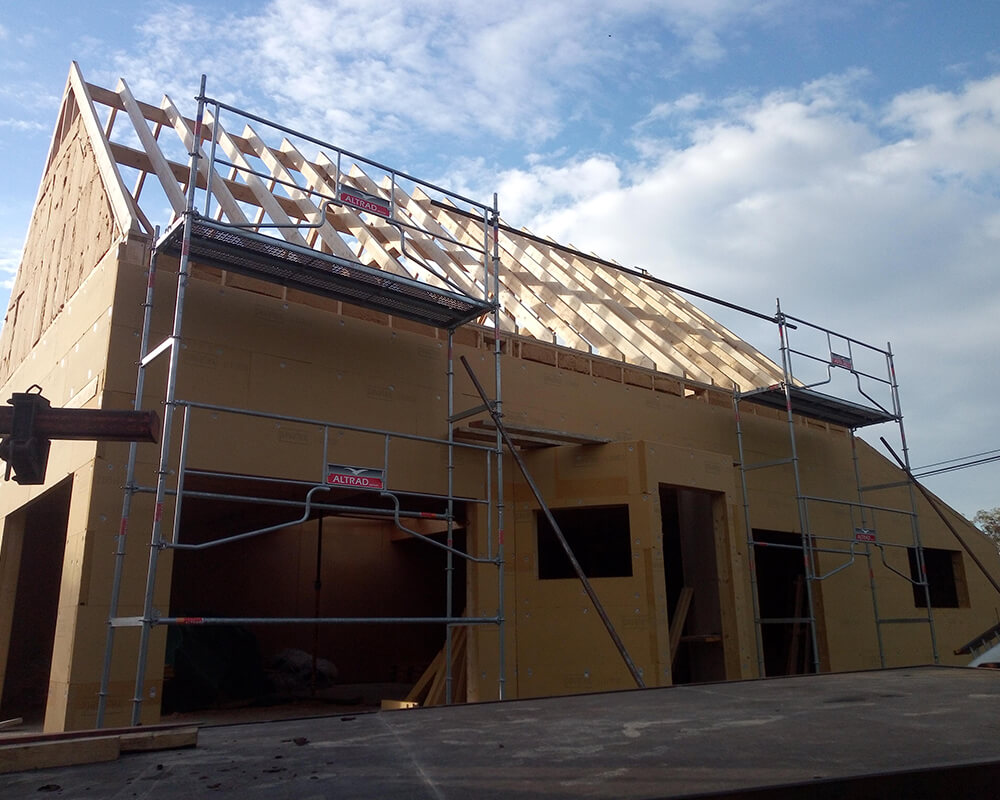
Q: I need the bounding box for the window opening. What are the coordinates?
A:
[536,505,632,580]
[909,547,965,608]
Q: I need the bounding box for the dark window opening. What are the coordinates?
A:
[537,505,632,579]
[908,547,964,608]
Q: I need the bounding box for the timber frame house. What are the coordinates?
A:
[1,63,998,732]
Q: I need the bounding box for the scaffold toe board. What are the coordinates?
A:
[739,384,898,428]
[158,216,495,330]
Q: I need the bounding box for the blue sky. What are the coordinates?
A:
[1,1,999,520]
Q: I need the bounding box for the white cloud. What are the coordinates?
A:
[492,72,1000,514]
[103,0,805,158]
[0,118,47,132]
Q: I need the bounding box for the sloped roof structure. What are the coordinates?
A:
[6,63,783,389]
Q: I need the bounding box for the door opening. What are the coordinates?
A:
[752,529,815,676]
[0,477,73,722]
[660,486,726,684]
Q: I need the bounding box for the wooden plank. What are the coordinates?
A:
[117,78,186,215]
[786,576,806,675]
[387,185,551,339]
[292,153,415,281]
[0,722,196,747]
[516,234,712,380]
[119,726,198,753]
[432,205,630,360]
[405,647,445,703]
[358,176,515,324]
[467,419,610,445]
[669,587,694,665]
[87,81,170,127]
[0,736,120,774]
[508,232,690,375]
[106,142,306,222]
[161,96,250,227]
[452,627,468,703]
[561,250,764,386]
[247,133,357,261]
[380,700,420,710]
[424,655,448,707]
[0,719,22,731]
[439,205,625,354]
[209,117,309,246]
[67,61,138,235]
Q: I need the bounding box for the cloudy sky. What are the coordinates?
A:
[0,1,998,520]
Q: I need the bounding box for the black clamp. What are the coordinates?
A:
[0,385,52,485]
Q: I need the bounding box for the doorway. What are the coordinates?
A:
[659,485,726,684]
[0,477,73,722]
[752,529,815,676]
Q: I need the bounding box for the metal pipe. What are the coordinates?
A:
[312,515,324,696]
[137,487,475,517]
[777,301,822,673]
[156,615,499,626]
[885,342,940,663]
[167,485,331,550]
[203,101,220,217]
[201,95,492,213]
[217,199,335,230]
[381,493,495,563]
[97,228,159,727]
[170,405,191,545]
[173,399,494,452]
[491,196,507,700]
[460,354,646,689]
[733,388,766,677]
[130,74,207,727]
[446,330,455,704]
[882,437,1000,599]
[433,200,780,325]
[852,432,886,667]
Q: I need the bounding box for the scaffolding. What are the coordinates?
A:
[734,301,938,676]
[96,76,505,726]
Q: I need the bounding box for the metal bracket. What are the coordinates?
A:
[0,385,52,484]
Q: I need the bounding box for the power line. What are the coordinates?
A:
[913,448,1000,472]
[913,452,1000,479]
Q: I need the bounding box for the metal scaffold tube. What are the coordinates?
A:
[775,303,822,674]
[732,388,766,677]
[445,329,455,705]
[736,296,940,677]
[851,431,887,668]
[460,354,645,689]
[106,72,509,723]
[96,228,160,728]
[130,74,207,726]
[491,194,507,700]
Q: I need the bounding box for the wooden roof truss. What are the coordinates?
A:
[65,64,784,388]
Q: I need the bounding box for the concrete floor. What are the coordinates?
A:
[2,666,1000,799]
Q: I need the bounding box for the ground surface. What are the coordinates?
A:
[2,666,999,799]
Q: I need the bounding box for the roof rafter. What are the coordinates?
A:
[73,69,783,387]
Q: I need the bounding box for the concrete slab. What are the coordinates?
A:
[2,666,999,799]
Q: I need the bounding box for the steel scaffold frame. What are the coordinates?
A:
[96,76,505,727]
[734,300,938,677]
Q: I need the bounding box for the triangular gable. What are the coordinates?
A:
[0,64,145,384]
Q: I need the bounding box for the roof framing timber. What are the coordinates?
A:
[74,70,784,388]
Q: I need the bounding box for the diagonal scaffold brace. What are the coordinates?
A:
[460,355,646,689]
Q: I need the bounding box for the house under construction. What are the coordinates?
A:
[2,63,998,733]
